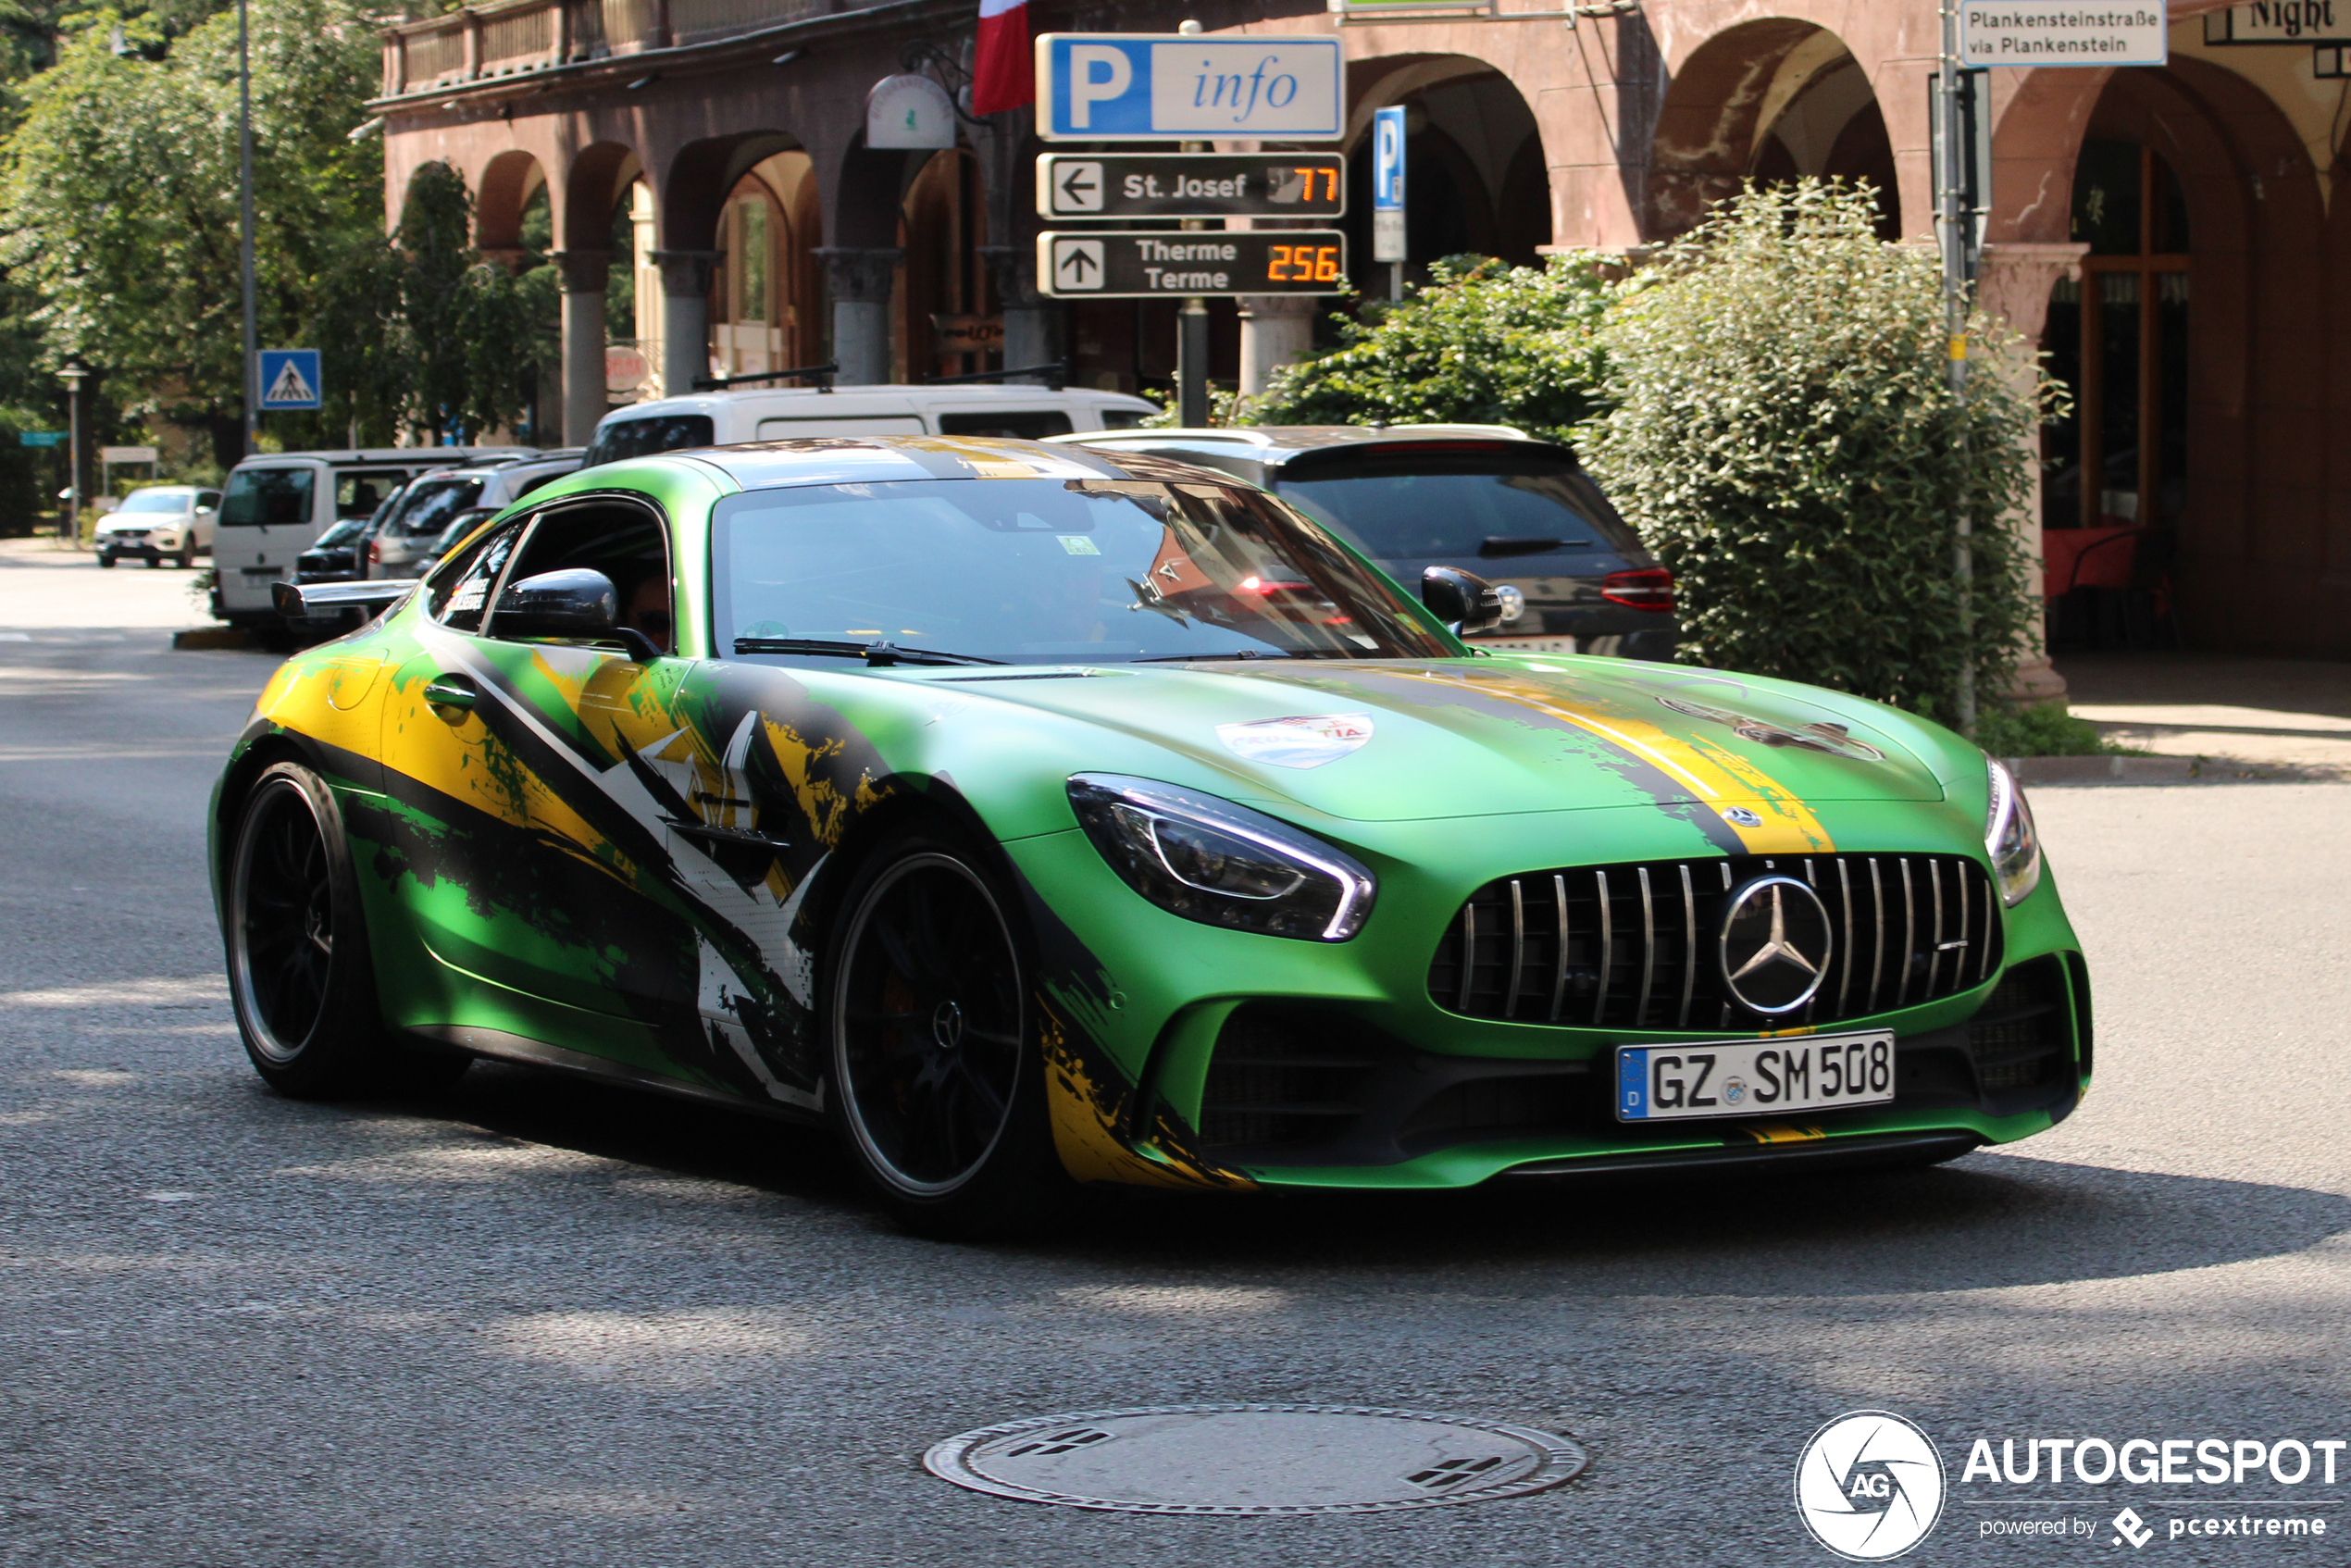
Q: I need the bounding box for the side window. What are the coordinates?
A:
[219,467,316,527]
[199,492,222,511]
[336,470,406,520]
[582,416,714,467]
[492,504,674,653]
[429,517,527,634]
[937,410,1074,440]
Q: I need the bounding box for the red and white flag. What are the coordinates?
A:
[971,0,1033,116]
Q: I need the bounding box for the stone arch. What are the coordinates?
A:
[896,147,992,380]
[1645,19,1897,240]
[1342,55,1549,276]
[822,133,934,383]
[474,148,547,257]
[712,150,825,380]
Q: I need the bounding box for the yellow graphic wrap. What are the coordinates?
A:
[1039,1006,1250,1190]
[1387,668,1834,854]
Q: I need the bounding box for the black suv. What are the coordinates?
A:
[1067,426,1677,659]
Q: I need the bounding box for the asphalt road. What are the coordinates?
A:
[4,543,2347,1566]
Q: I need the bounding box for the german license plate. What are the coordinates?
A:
[1614,1032,1896,1123]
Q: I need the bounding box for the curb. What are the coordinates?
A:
[170,626,252,651]
[2005,753,2345,785]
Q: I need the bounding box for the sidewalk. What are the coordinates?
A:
[2057,651,2351,780]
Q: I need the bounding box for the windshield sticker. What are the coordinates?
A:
[1216,712,1375,769]
[1058,535,1100,555]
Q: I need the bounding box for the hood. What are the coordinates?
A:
[947,656,1947,852]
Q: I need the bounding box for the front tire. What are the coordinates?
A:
[225,761,466,1097]
[97,554,116,568]
[824,826,1071,1239]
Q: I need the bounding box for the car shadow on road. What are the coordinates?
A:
[389,1060,2351,1299]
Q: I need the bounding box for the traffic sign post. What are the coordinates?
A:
[1038,154,1344,221]
[1034,34,1343,141]
[257,349,323,412]
[1371,105,1407,297]
[1038,230,1349,300]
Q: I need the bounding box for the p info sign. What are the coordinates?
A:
[1034,34,1342,141]
[1959,3,2168,67]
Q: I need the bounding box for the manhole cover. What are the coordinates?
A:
[924,1403,1586,1515]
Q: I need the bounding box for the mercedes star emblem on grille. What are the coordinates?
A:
[1719,875,1834,1014]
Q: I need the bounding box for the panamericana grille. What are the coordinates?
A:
[1427,853,2002,1032]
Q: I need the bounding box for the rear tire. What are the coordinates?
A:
[225,761,467,1097]
[823,825,1073,1240]
[97,554,116,569]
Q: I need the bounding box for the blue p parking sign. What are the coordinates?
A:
[257,349,323,411]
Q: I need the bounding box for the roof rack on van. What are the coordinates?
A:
[693,360,838,392]
[921,361,1068,392]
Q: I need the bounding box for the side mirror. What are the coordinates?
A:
[493,567,658,660]
[1422,566,1505,636]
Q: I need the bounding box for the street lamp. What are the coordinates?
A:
[58,356,89,545]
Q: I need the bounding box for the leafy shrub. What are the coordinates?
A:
[1255,255,1616,441]
[1577,181,2048,726]
[1973,701,2137,758]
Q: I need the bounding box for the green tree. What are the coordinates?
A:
[0,3,544,462]
[1578,180,2047,724]
[1254,255,1617,441]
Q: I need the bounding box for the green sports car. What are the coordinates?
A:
[212,436,2088,1237]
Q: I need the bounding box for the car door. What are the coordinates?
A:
[378,496,815,1103]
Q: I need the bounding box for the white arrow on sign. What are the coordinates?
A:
[1055,161,1105,213]
[1052,238,1106,291]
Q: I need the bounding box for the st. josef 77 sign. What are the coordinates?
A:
[1034,34,1343,141]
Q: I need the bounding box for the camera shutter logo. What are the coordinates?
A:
[1794,1411,1945,1561]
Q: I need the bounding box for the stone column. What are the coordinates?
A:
[979,245,1063,383]
[1238,294,1315,400]
[1976,241,2090,704]
[816,246,902,386]
[652,249,719,401]
[553,249,611,447]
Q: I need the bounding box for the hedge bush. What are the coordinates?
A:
[1576,181,2047,725]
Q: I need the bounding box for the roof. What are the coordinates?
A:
[230,447,517,467]
[1063,423,1536,461]
[606,383,1158,422]
[623,435,1245,491]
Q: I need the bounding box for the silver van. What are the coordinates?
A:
[209,448,509,627]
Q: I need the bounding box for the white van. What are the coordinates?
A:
[582,384,1158,467]
[210,448,514,626]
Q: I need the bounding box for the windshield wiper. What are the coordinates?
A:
[733,637,1002,667]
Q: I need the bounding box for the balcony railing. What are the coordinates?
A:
[380,0,827,96]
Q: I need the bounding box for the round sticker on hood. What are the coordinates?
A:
[1658,697,1885,761]
[1216,713,1375,770]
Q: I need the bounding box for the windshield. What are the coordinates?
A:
[309,517,365,549]
[712,478,1450,666]
[118,490,191,515]
[381,477,484,539]
[1275,451,1641,562]
[219,467,315,527]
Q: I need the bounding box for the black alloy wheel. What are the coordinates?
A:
[226,761,466,1096]
[827,829,1069,1238]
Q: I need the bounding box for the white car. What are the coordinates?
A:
[93,486,220,568]
[583,383,1156,466]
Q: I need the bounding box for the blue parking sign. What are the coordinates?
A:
[257,349,323,411]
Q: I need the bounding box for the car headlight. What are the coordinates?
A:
[1067,774,1375,941]
[1984,757,2042,906]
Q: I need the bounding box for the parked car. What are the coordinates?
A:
[238,435,2085,1240]
[365,450,580,579]
[583,384,1157,467]
[415,507,499,579]
[212,448,507,630]
[293,515,375,585]
[1064,425,1680,660]
[93,485,220,569]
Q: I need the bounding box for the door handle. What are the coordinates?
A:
[422,674,477,718]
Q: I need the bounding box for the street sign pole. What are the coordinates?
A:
[1938,0,1975,736]
[238,0,258,452]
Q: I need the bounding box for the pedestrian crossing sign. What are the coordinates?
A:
[257,349,323,411]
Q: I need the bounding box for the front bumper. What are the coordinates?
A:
[1005,801,2088,1191]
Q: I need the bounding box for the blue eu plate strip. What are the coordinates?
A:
[1618,1048,1649,1120]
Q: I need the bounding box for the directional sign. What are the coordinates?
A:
[1035,34,1343,142]
[1038,230,1348,299]
[17,430,65,447]
[257,349,323,411]
[1959,1,2167,67]
[1037,154,1345,220]
[1371,105,1407,264]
